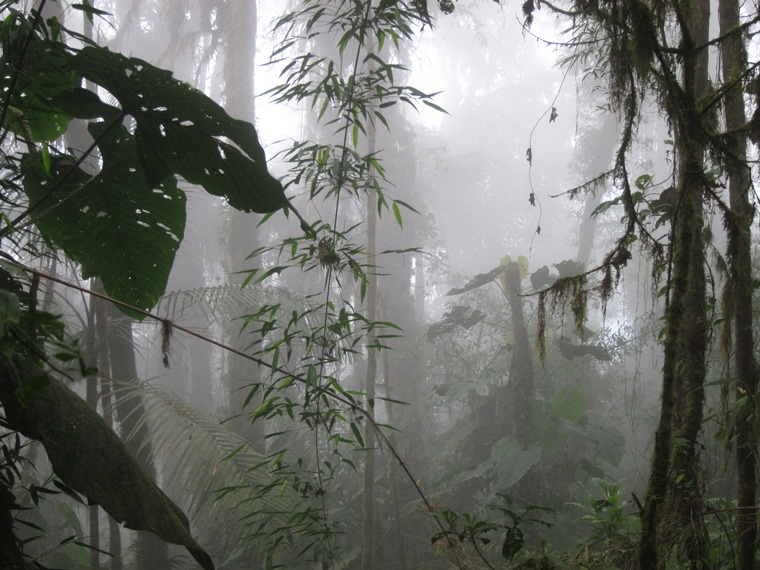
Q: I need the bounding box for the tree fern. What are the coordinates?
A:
[111,380,320,566]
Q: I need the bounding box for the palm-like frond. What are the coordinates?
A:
[111,380,320,567]
[155,285,286,327]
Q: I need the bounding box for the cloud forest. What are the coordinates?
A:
[0,0,759,569]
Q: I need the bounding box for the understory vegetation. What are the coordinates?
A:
[0,0,759,569]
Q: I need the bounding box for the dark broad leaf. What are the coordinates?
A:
[557,338,612,362]
[529,265,556,291]
[553,259,585,278]
[22,122,186,316]
[491,438,542,489]
[427,305,486,340]
[0,357,214,570]
[53,87,121,121]
[67,46,288,214]
[577,458,608,479]
[0,34,75,142]
[446,266,503,296]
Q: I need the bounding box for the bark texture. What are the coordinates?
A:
[719,1,757,568]
[640,1,711,567]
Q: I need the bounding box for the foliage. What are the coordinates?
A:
[0,357,213,570]
[521,0,760,567]
[0,0,294,567]
[431,494,554,568]
[110,380,307,566]
[568,479,639,569]
[1,8,286,314]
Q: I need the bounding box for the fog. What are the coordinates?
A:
[6,0,754,569]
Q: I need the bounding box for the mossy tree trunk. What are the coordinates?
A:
[719,1,757,568]
[501,262,534,448]
[640,1,710,567]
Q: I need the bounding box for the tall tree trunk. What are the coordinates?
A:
[93,285,123,570]
[381,347,408,570]
[105,304,168,570]
[501,262,534,447]
[574,111,618,267]
[361,109,378,570]
[85,293,100,569]
[640,1,710,567]
[719,1,757,568]
[221,0,264,442]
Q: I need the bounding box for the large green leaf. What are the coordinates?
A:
[66,46,287,213]
[491,438,542,489]
[14,38,288,312]
[23,122,186,314]
[0,357,214,570]
[0,20,75,142]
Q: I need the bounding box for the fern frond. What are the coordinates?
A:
[110,380,317,564]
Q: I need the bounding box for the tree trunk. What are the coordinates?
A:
[85,292,100,569]
[640,1,710,567]
[381,348,408,570]
[501,262,534,447]
[221,0,265,443]
[361,105,378,570]
[575,111,618,267]
[719,1,757,568]
[93,285,123,570]
[105,303,168,570]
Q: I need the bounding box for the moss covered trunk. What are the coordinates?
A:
[502,262,534,447]
[719,1,757,568]
[640,1,710,567]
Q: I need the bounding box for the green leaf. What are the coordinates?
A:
[22,123,186,315]
[392,201,403,228]
[0,35,75,142]
[66,46,287,214]
[501,526,524,560]
[350,422,365,448]
[422,99,448,114]
[71,2,112,23]
[40,143,51,174]
[0,357,215,570]
[635,174,653,190]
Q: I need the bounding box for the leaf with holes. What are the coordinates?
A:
[66,46,287,213]
[22,121,185,316]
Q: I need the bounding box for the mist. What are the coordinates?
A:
[1,0,757,569]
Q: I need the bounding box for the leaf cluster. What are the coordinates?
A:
[0,8,287,314]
